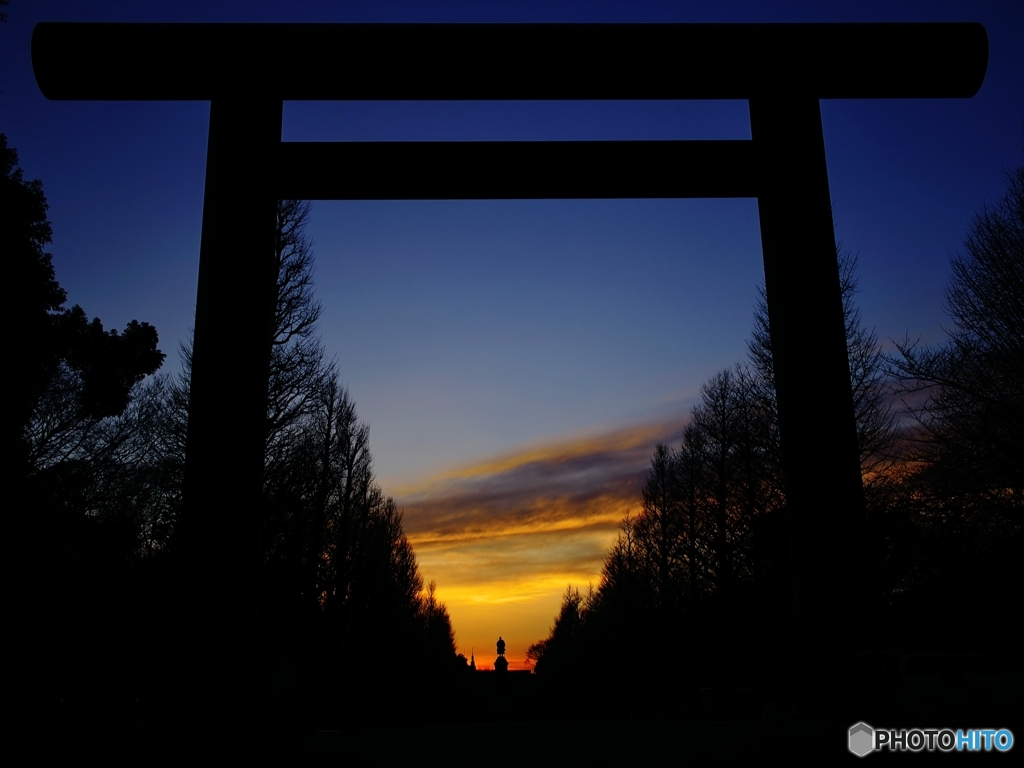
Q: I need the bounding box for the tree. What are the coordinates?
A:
[6,131,64,460]
[888,162,1024,504]
[528,244,899,697]
[171,199,330,476]
[6,130,166,535]
[873,161,1024,661]
[5,132,165,479]
[618,363,784,613]
[265,199,332,462]
[529,585,594,684]
[636,442,682,617]
[167,198,336,554]
[687,365,780,592]
[168,198,458,719]
[750,247,900,488]
[5,132,167,728]
[416,580,459,674]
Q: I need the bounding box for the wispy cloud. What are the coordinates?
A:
[397,420,685,536]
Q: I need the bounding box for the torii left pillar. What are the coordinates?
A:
[174,98,282,728]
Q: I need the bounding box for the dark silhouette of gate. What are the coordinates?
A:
[33,21,987,710]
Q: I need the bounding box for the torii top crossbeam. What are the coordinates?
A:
[34,23,986,100]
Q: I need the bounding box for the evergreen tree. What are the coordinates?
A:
[4,132,165,727]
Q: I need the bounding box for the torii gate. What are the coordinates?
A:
[33,22,987,700]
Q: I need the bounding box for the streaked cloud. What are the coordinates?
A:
[394,418,686,668]
[397,420,685,539]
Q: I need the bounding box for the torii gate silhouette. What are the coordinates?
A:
[34,22,987,699]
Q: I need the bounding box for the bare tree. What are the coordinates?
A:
[265,199,332,463]
[750,247,901,487]
[888,162,1024,504]
[636,443,682,617]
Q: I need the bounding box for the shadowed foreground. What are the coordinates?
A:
[50,720,844,764]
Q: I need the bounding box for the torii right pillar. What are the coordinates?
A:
[752,95,871,671]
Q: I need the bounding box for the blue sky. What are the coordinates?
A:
[4,0,1022,663]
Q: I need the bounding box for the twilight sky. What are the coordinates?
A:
[4,0,1022,668]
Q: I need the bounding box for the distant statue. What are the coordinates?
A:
[494,635,509,675]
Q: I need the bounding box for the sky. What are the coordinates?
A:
[3,0,1022,669]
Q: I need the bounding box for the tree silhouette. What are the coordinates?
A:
[166,198,458,724]
[5,132,167,732]
[874,158,1024,660]
[889,161,1023,505]
[750,248,901,485]
[5,133,62,463]
[637,443,684,618]
[7,129,166,549]
[6,130,165,489]
[528,246,898,700]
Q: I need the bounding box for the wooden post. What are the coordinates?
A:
[176,97,282,723]
[751,96,868,670]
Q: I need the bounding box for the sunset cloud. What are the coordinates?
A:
[394,419,686,668]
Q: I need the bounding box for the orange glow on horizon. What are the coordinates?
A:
[395,419,682,677]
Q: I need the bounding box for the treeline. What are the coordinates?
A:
[6,137,460,733]
[528,159,1023,709]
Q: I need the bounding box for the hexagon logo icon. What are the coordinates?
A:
[849,722,875,757]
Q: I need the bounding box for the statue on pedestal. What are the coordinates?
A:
[494,636,508,673]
